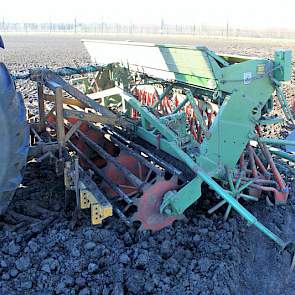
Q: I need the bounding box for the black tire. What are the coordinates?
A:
[0,63,29,215]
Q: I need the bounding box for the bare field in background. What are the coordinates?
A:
[2,33,295,65]
[2,33,294,108]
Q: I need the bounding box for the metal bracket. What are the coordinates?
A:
[64,159,113,225]
[79,181,113,225]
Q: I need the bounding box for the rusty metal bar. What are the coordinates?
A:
[47,119,134,205]
[37,82,46,131]
[256,127,287,192]
[75,128,144,190]
[64,120,82,143]
[55,87,66,158]
[44,93,86,108]
[106,127,184,179]
[86,123,164,177]
[108,134,164,177]
[43,71,118,118]
[67,140,133,205]
[63,109,119,126]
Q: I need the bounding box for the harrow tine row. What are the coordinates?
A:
[101,130,164,177]
[63,119,183,229]
[74,128,145,190]
[67,140,133,225]
[104,127,185,181]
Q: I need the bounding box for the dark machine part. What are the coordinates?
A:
[0,36,4,49]
[0,63,29,214]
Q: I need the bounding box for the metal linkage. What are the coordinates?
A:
[67,141,132,225]
[47,118,135,223]
[12,65,103,81]
[105,127,184,179]
[20,42,295,254]
[74,128,144,190]
[88,124,164,177]
[78,169,113,225]
[67,140,132,204]
[40,71,119,119]
[107,134,164,177]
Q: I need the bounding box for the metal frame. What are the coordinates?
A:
[21,45,295,248]
[81,44,294,247]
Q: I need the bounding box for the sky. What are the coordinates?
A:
[1,0,295,29]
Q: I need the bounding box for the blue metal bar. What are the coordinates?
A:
[12,65,102,81]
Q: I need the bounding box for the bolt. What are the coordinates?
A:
[164,207,172,215]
